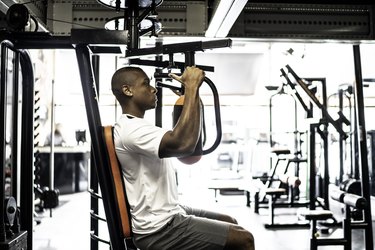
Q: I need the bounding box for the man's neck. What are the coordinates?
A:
[122,108,144,118]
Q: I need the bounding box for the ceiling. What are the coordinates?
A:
[0,0,375,41]
[1,1,374,96]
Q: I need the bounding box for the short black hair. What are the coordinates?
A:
[111,66,145,102]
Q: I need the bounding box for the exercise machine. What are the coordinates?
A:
[282,45,373,249]
[253,81,310,228]
[302,189,369,250]
[0,40,32,250]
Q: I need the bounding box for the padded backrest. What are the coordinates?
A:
[103,125,132,238]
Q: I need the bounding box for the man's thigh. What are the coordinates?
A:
[134,213,230,250]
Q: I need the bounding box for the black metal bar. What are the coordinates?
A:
[184,51,195,67]
[89,156,99,250]
[320,78,330,210]
[75,45,125,250]
[309,123,317,210]
[129,58,215,72]
[19,49,35,250]
[0,30,128,50]
[90,233,110,245]
[126,39,232,57]
[90,211,107,222]
[127,1,140,51]
[88,189,102,200]
[90,55,100,250]
[11,51,20,197]
[155,52,163,128]
[338,89,344,183]
[202,77,222,155]
[286,65,347,139]
[0,32,73,49]
[156,82,182,92]
[281,68,312,117]
[0,41,8,243]
[315,239,348,246]
[71,29,128,45]
[352,44,373,250]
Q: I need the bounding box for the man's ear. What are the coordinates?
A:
[122,85,133,97]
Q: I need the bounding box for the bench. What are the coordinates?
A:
[102,126,137,250]
[257,175,310,228]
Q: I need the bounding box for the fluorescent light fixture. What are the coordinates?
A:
[205,0,247,38]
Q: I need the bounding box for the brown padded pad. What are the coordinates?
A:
[103,126,132,238]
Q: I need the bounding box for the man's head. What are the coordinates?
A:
[111,66,157,115]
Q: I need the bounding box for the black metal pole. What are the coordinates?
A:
[269,94,274,170]
[90,54,100,250]
[75,45,125,250]
[11,51,20,198]
[19,49,35,250]
[321,79,330,210]
[309,123,317,210]
[0,42,8,243]
[352,44,373,250]
[155,53,163,128]
[338,89,344,183]
[127,1,140,51]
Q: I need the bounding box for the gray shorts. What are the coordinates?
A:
[133,206,230,250]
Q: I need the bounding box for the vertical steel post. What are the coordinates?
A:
[352,44,373,250]
[0,42,8,243]
[90,54,100,250]
[20,49,35,250]
[11,51,20,199]
[338,89,344,183]
[309,123,317,210]
[75,45,125,250]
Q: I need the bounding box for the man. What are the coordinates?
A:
[112,65,255,250]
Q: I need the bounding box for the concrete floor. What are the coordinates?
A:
[33,185,375,250]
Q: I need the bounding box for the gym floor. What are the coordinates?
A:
[33,184,375,250]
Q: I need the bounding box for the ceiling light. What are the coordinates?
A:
[205,0,247,38]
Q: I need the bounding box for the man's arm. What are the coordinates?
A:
[158,66,205,158]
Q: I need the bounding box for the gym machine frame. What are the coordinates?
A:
[0,4,231,250]
[254,83,310,228]
[283,48,373,249]
[283,65,349,210]
[0,39,34,250]
[77,37,231,250]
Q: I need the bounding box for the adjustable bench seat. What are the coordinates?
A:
[103,126,138,250]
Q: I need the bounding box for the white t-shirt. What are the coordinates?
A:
[114,114,185,234]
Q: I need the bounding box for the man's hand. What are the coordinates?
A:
[169,66,205,90]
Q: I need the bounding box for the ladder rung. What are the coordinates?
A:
[90,210,106,222]
[90,232,110,245]
[88,189,102,199]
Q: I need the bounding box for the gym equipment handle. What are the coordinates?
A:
[155,73,222,155]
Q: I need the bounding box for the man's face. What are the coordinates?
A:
[131,70,158,111]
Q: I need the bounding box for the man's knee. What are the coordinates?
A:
[225,225,255,250]
[219,214,238,224]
